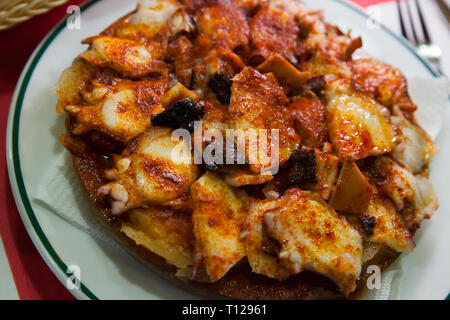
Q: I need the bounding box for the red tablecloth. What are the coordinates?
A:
[0,0,393,300]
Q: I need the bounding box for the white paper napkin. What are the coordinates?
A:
[408,77,449,140]
[34,152,117,247]
[33,77,449,299]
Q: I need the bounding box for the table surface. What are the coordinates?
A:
[0,0,448,300]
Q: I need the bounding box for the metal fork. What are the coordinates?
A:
[397,0,444,76]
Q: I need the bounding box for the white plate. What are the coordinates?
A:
[6,0,450,300]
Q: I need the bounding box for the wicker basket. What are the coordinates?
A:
[0,0,69,31]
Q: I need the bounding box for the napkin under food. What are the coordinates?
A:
[34,152,117,246]
[33,77,450,299]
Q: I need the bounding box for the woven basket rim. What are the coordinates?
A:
[0,0,70,31]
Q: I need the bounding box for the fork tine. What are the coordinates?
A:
[397,1,411,42]
[405,0,420,44]
[415,0,431,44]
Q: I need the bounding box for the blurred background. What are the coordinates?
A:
[0,0,448,300]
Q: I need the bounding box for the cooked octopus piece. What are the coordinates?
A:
[65,80,165,143]
[391,106,436,174]
[250,188,363,295]
[191,172,247,281]
[303,76,327,97]
[223,169,273,187]
[359,214,376,236]
[54,59,98,113]
[298,9,362,61]
[351,58,416,111]
[98,127,199,214]
[117,0,180,39]
[300,54,353,82]
[80,36,167,78]
[160,82,200,107]
[192,48,245,95]
[407,175,439,229]
[370,156,438,229]
[371,156,417,211]
[168,36,245,92]
[245,197,290,281]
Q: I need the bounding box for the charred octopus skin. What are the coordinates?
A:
[151,97,205,131]
[56,0,438,299]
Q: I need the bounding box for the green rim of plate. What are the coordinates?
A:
[8,0,448,300]
[10,0,100,300]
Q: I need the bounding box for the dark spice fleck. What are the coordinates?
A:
[360,214,376,236]
[204,142,247,172]
[205,162,220,172]
[288,148,317,186]
[152,97,204,131]
[304,76,326,96]
[208,73,233,105]
[203,141,224,172]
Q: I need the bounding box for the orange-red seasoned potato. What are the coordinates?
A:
[363,192,415,252]
[121,206,194,269]
[326,80,398,161]
[256,54,311,92]
[329,161,372,214]
[191,172,247,281]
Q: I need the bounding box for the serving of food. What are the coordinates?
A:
[54,0,438,299]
